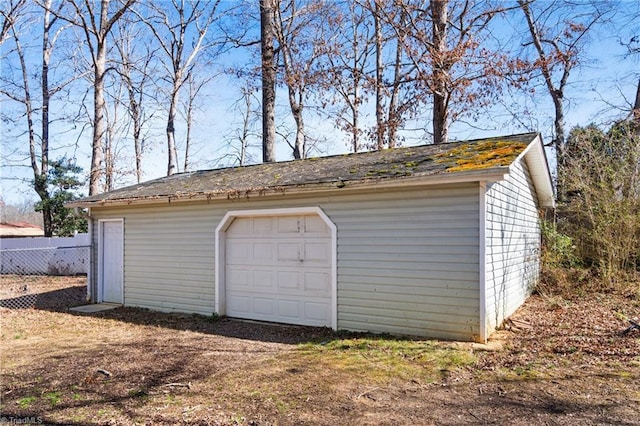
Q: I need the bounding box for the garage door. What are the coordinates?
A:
[225,214,332,327]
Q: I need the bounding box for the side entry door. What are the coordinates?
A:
[100,219,123,304]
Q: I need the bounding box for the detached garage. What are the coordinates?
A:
[68,133,554,342]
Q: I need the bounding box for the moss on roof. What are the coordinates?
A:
[70,133,537,206]
[434,140,529,172]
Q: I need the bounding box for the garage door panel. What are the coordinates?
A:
[305,241,331,265]
[253,270,274,289]
[277,242,300,262]
[305,302,330,321]
[277,270,300,289]
[253,243,274,261]
[304,272,330,293]
[278,299,300,318]
[278,216,300,233]
[227,242,250,263]
[226,214,332,327]
[228,295,251,314]
[304,215,327,233]
[253,217,274,234]
[254,297,276,315]
[227,268,249,287]
[227,217,253,234]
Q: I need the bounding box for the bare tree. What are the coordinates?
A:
[180,66,214,172]
[324,1,374,152]
[102,74,136,191]
[518,0,610,197]
[371,0,385,150]
[136,0,222,176]
[397,0,512,144]
[113,17,156,183]
[518,0,604,161]
[103,81,120,192]
[261,0,277,162]
[430,0,448,144]
[0,0,26,46]
[53,0,136,195]
[274,0,331,159]
[0,0,72,235]
[362,0,418,149]
[219,83,261,167]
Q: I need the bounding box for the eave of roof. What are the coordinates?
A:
[517,134,556,208]
[67,132,554,209]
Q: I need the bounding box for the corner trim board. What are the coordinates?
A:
[478,182,487,343]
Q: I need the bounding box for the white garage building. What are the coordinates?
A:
[68,133,554,342]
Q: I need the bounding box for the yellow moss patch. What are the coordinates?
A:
[434,141,528,172]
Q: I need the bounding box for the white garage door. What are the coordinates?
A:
[225,214,332,327]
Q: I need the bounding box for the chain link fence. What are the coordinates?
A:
[0,246,89,310]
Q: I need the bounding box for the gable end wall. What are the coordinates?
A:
[484,159,541,336]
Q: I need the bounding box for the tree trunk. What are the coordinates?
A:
[351,18,360,153]
[89,43,106,195]
[633,78,640,121]
[40,1,53,236]
[553,92,566,163]
[239,88,252,165]
[131,92,142,183]
[373,0,384,150]
[123,68,142,183]
[291,92,305,159]
[41,0,50,182]
[104,125,113,191]
[431,0,449,145]
[260,0,277,163]
[167,83,180,175]
[387,7,406,150]
[351,102,359,153]
[15,19,53,236]
[184,88,194,171]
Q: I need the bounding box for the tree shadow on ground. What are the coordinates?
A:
[0,285,86,311]
[1,279,420,347]
[78,305,351,345]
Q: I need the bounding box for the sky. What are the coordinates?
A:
[0,0,639,208]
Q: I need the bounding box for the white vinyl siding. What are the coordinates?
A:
[330,186,480,340]
[91,204,219,315]
[90,183,480,340]
[484,159,541,336]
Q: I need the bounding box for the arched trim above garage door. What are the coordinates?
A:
[215,207,337,330]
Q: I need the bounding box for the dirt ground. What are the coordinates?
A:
[0,277,639,425]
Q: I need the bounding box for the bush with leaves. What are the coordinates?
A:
[34,158,88,237]
[558,121,640,289]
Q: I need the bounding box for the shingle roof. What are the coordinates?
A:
[0,222,44,238]
[69,132,551,207]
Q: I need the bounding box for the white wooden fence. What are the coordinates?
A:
[0,234,89,275]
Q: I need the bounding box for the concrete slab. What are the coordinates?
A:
[69,303,121,313]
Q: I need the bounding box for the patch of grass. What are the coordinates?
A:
[191,312,220,323]
[44,391,62,407]
[128,387,149,398]
[512,365,544,379]
[17,396,37,409]
[295,336,475,383]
